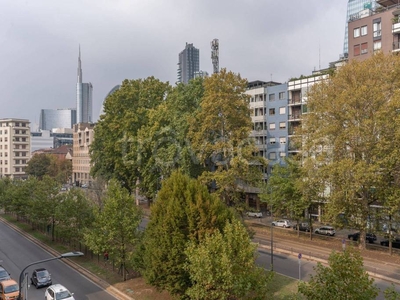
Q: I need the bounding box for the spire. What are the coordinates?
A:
[77,45,82,83]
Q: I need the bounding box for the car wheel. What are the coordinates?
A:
[272,223,275,226]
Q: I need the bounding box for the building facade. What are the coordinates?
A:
[347,1,400,61]
[76,48,93,123]
[72,122,95,186]
[343,1,379,57]
[177,43,200,84]
[39,108,76,130]
[0,119,30,179]
[31,128,73,153]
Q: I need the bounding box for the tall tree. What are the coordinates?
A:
[298,248,379,299]
[261,158,310,236]
[25,153,51,179]
[185,219,272,300]
[84,179,142,281]
[301,52,400,248]
[188,69,265,205]
[137,171,234,296]
[90,77,171,194]
[136,78,205,199]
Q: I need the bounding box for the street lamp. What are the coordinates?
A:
[18,251,83,300]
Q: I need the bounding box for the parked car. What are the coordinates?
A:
[314,226,336,236]
[272,220,292,228]
[347,232,377,243]
[0,279,19,300]
[31,268,52,288]
[81,184,88,188]
[246,211,263,218]
[293,223,311,232]
[45,284,75,300]
[380,238,400,249]
[0,266,10,282]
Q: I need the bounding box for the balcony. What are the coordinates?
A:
[288,98,301,106]
[288,114,301,121]
[393,41,400,53]
[393,22,400,34]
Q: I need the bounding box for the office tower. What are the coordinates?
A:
[0,118,30,179]
[76,47,93,123]
[343,1,378,56]
[177,43,199,84]
[99,84,121,118]
[39,108,77,130]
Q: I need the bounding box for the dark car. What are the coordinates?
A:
[380,238,400,249]
[0,266,10,282]
[293,223,311,232]
[348,232,377,243]
[31,268,52,288]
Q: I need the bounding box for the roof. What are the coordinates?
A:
[48,284,70,292]
[1,279,18,286]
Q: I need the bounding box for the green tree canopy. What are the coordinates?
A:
[302,52,400,248]
[137,170,234,296]
[84,179,142,281]
[25,153,51,179]
[185,219,271,300]
[298,248,379,300]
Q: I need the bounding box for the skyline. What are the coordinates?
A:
[0,1,348,126]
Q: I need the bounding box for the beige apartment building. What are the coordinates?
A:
[0,118,31,179]
[72,122,95,186]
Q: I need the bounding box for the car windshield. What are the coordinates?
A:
[4,284,18,293]
[56,290,72,300]
[37,270,49,278]
[0,270,9,278]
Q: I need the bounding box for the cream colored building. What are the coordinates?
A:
[0,118,31,179]
[72,122,95,186]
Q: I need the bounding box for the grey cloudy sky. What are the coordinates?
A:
[0,0,347,128]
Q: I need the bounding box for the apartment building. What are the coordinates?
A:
[72,122,95,186]
[348,0,400,61]
[0,118,30,179]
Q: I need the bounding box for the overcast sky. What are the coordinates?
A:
[0,1,348,128]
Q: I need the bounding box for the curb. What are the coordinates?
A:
[0,217,133,300]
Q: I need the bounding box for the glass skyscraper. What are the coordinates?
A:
[343,1,378,56]
[39,108,77,130]
[177,43,200,84]
[76,47,93,123]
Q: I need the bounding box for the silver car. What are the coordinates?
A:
[314,226,336,236]
[272,219,292,228]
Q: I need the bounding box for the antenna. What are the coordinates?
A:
[211,39,219,74]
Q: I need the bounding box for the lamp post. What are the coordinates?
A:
[270,204,274,271]
[18,251,83,300]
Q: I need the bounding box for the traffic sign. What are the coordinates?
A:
[298,253,302,260]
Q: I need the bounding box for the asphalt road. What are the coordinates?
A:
[0,221,117,300]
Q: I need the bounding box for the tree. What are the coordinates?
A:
[25,153,51,179]
[301,52,400,249]
[188,69,265,206]
[90,77,171,194]
[84,179,142,281]
[261,158,311,237]
[185,219,272,300]
[298,248,379,299]
[136,78,205,200]
[137,171,234,296]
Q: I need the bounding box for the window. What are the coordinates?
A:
[269,108,275,115]
[374,40,381,52]
[15,167,19,172]
[354,44,360,56]
[269,152,277,160]
[361,42,368,54]
[373,22,381,37]
[279,107,285,115]
[353,27,360,38]
[4,130,7,134]
[279,122,286,129]
[279,92,285,100]
[269,94,275,101]
[4,138,7,142]
[361,25,367,36]
[270,137,276,144]
[269,123,276,130]
[279,152,286,158]
[279,137,286,144]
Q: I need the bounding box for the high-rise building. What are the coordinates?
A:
[72,122,95,186]
[177,43,199,84]
[0,118,31,179]
[343,0,379,57]
[76,47,93,123]
[39,108,76,130]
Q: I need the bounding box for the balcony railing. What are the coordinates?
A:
[393,22,400,34]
